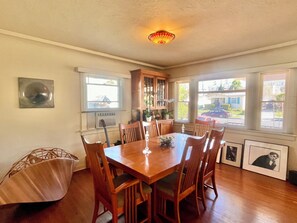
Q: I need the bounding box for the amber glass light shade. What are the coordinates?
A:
[148,30,175,44]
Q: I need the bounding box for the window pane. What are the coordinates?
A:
[177,102,189,120]
[157,79,166,106]
[144,77,155,107]
[178,83,189,101]
[261,102,284,129]
[176,83,189,121]
[87,101,119,109]
[198,92,245,126]
[199,78,246,92]
[87,77,118,85]
[82,74,123,111]
[198,77,246,126]
[87,85,118,101]
[261,73,286,130]
[262,74,286,101]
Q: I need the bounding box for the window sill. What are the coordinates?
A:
[226,128,296,142]
[174,122,296,142]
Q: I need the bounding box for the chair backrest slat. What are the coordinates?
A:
[119,121,143,144]
[203,128,225,176]
[141,120,160,138]
[157,119,174,135]
[81,136,113,204]
[193,119,216,137]
[177,134,207,194]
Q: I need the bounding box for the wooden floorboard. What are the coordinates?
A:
[1,164,297,223]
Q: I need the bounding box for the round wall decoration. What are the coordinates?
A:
[18,77,54,108]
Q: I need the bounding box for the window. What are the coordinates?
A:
[176,82,190,121]
[260,72,286,130]
[198,77,246,126]
[81,74,123,111]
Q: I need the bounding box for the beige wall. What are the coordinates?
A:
[1,32,297,180]
[166,45,297,174]
[0,34,150,178]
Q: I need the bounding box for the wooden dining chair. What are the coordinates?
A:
[141,120,160,138]
[119,121,143,144]
[82,136,152,223]
[157,119,174,135]
[198,127,225,210]
[80,134,119,175]
[154,134,208,223]
[193,119,216,137]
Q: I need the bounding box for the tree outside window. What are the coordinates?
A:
[177,83,189,121]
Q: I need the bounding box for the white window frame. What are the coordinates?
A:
[80,73,124,112]
[175,81,190,122]
[197,75,247,127]
[258,70,288,132]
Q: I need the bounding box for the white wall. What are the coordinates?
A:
[166,45,297,174]
[0,34,151,178]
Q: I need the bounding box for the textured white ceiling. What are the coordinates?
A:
[1,0,297,68]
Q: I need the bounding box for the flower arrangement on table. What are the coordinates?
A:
[159,136,174,148]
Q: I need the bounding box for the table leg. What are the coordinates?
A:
[152,183,163,223]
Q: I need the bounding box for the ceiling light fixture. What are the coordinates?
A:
[148,30,175,44]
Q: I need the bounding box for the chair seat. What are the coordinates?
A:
[156,172,185,197]
[115,173,152,208]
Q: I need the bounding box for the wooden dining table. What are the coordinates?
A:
[105,132,191,222]
[104,132,224,221]
[105,132,224,184]
[104,132,189,185]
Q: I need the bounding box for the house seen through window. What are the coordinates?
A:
[82,74,123,111]
[260,72,286,130]
[198,77,246,126]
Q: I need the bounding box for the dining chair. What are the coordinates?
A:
[154,134,208,223]
[157,119,174,135]
[141,120,160,138]
[198,127,225,210]
[193,119,216,137]
[119,121,143,144]
[82,137,152,223]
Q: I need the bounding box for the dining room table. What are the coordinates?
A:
[104,132,189,185]
[104,132,225,221]
[104,132,224,184]
[104,132,191,222]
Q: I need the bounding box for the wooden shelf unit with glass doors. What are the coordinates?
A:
[130,69,169,122]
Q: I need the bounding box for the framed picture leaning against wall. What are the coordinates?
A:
[242,140,288,180]
[221,142,243,168]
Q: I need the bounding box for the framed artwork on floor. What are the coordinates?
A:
[242,140,288,180]
[221,142,243,168]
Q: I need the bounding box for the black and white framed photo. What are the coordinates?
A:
[221,142,243,168]
[242,140,288,180]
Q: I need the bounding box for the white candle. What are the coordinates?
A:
[181,124,185,134]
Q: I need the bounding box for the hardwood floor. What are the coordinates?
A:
[1,164,297,223]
